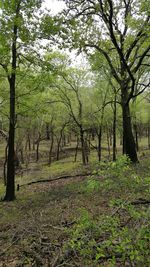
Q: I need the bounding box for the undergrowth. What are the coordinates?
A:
[63,156,150,266]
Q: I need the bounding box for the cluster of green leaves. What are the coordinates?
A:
[64,156,150,266]
[65,207,150,266]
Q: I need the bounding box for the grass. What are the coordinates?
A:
[0,139,149,266]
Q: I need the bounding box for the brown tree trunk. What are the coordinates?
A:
[97,125,102,162]
[28,132,31,151]
[148,122,150,149]
[74,137,79,162]
[56,124,67,161]
[4,9,19,200]
[133,123,139,152]
[112,95,117,161]
[46,123,50,140]
[48,131,54,166]
[3,143,8,186]
[36,133,41,162]
[122,102,138,163]
[80,128,87,165]
[107,127,111,158]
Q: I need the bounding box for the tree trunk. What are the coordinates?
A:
[32,129,35,150]
[133,123,139,152]
[148,122,150,149]
[80,128,87,165]
[56,132,63,161]
[48,131,54,165]
[122,102,138,162]
[109,127,112,146]
[28,132,31,151]
[112,95,117,161]
[3,1,21,201]
[107,127,111,158]
[36,133,41,162]
[4,76,16,200]
[74,137,79,162]
[97,125,102,162]
[3,143,8,186]
[46,123,50,140]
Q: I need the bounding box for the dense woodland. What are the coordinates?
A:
[0,0,150,266]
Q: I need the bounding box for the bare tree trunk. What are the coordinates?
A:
[32,129,35,150]
[107,127,111,158]
[122,102,138,162]
[74,137,79,162]
[3,143,8,186]
[28,132,31,151]
[112,95,117,161]
[80,127,87,165]
[109,127,112,146]
[56,124,67,161]
[48,131,54,166]
[148,122,150,149]
[46,123,50,140]
[97,125,102,162]
[4,5,20,200]
[133,123,139,152]
[36,133,41,162]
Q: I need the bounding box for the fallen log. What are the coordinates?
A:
[20,172,92,188]
[131,198,150,205]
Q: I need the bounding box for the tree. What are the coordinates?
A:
[60,0,150,162]
[0,0,44,201]
[51,65,93,165]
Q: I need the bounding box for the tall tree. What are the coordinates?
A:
[60,0,150,162]
[0,0,44,201]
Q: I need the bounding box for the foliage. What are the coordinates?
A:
[64,156,150,266]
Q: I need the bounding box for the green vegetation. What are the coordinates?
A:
[0,154,150,266]
[0,0,149,266]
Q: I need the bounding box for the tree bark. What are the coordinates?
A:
[46,123,50,140]
[36,132,41,162]
[122,102,138,163]
[74,137,79,162]
[112,95,117,161]
[133,123,139,152]
[3,143,8,186]
[97,125,102,162]
[4,13,19,200]
[107,127,111,158]
[48,131,54,165]
[148,122,150,149]
[80,127,87,165]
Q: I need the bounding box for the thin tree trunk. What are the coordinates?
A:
[107,127,111,158]
[97,125,102,162]
[28,132,31,151]
[32,129,35,150]
[56,125,67,161]
[48,131,54,166]
[36,133,41,162]
[46,123,50,140]
[80,127,86,165]
[56,134,62,161]
[74,137,79,162]
[109,128,112,146]
[148,122,150,149]
[133,123,139,152]
[112,95,117,161]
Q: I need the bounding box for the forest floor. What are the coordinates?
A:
[0,144,150,267]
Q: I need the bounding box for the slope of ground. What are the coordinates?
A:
[0,151,150,267]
